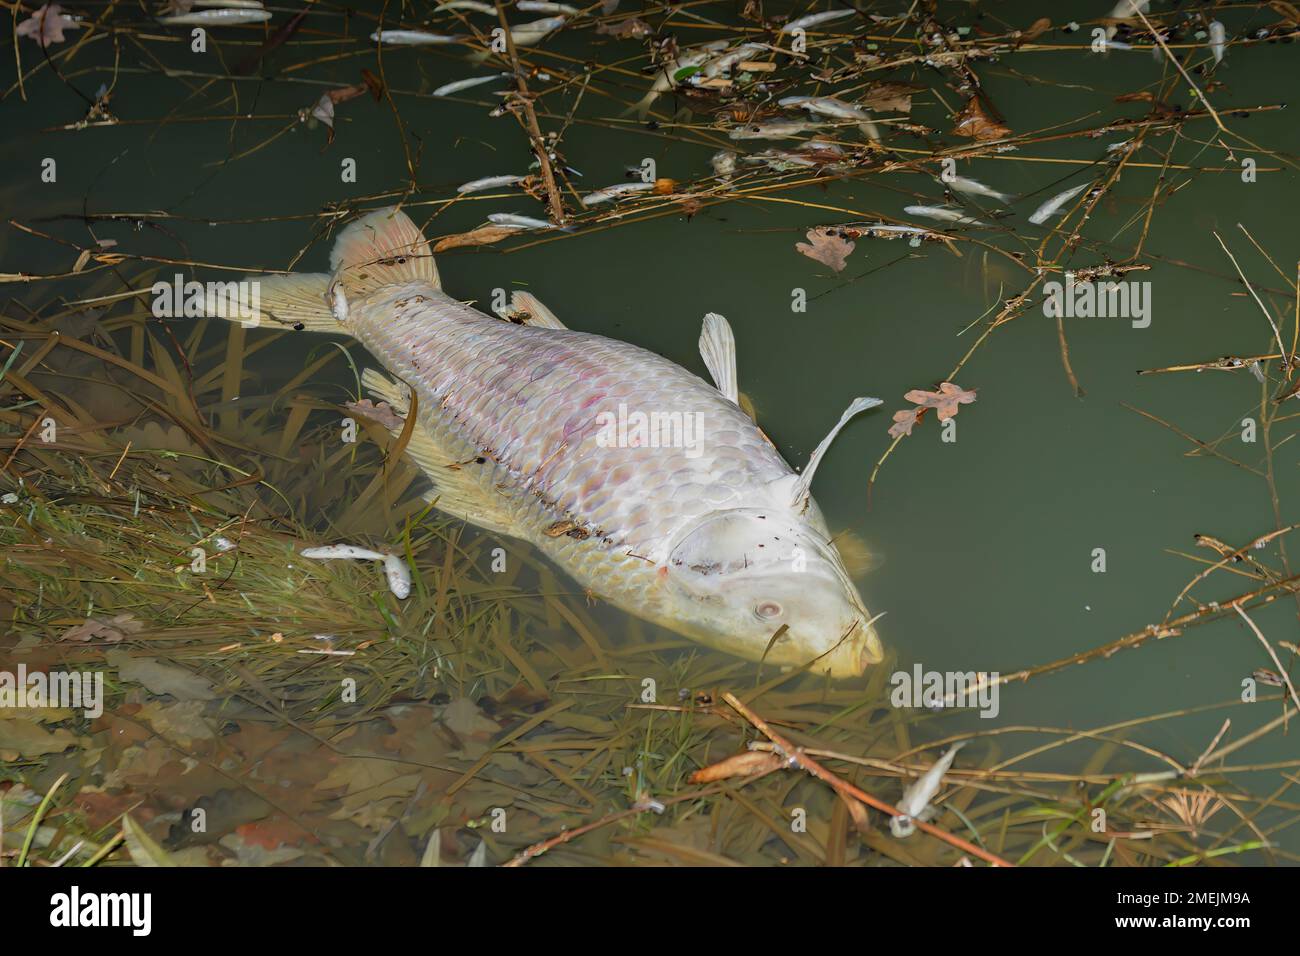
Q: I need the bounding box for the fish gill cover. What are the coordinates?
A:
[0,0,1298,871]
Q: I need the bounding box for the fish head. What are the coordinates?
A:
[664,508,883,677]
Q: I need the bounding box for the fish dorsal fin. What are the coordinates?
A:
[510,291,567,329]
[781,396,882,512]
[359,369,520,538]
[331,207,440,299]
[699,312,738,405]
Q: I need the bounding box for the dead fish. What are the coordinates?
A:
[487,212,574,231]
[457,174,526,194]
[729,118,829,140]
[946,175,1013,205]
[433,73,511,96]
[1027,182,1089,225]
[1209,20,1226,64]
[1105,0,1149,39]
[158,7,271,24]
[626,40,729,117]
[205,208,885,677]
[710,150,738,180]
[903,205,987,227]
[779,95,879,141]
[510,15,565,45]
[436,0,496,12]
[890,742,966,838]
[580,181,656,206]
[300,544,411,599]
[780,9,855,33]
[516,1,579,13]
[371,29,466,45]
[701,42,768,78]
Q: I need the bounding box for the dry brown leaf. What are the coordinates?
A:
[432,225,517,252]
[345,399,404,430]
[861,82,917,113]
[60,612,142,643]
[688,750,783,783]
[888,407,921,439]
[596,17,652,38]
[1021,17,1052,41]
[795,227,854,272]
[903,381,978,421]
[951,97,1012,142]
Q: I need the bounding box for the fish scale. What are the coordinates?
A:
[353,283,799,584]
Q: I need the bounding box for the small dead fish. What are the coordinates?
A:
[780,95,879,141]
[371,29,466,45]
[946,175,1013,205]
[710,150,738,180]
[158,8,272,24]
[890,742,965,838]
[383,553,412,598]
[487,212,573,232]
[1027,182,1089,225]
[301,544,411,599]
[780,9,855,33]
[457,174,526,194]
[433,73,511,97]
[729,119,828,140]
[1209,20,1226,64]
[517,1,579,13]
[436,0,496,12]
[627,40,729,117]
[511,15,565,45]
[903,205,987,227]
[580,181,656,206]
[1253,667,1285,687]
[702,43,768,78]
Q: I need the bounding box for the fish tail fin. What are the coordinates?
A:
[205,273,343,334]
[331,206,441,299]
[622,91,658,119]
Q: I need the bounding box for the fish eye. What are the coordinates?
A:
[755,601,783,620]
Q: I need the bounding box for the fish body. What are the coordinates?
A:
[511,15,565,45]
[213,208,884,677]
[487,212,572,231]
[627,40,729,117]
[371,29,466,45]
[517,1,579,13]
[158,8,271,24]
[433,73,511,96]
[890,742,965,837]
[903,205,986,226]
[1209,20,1226,64]
[580,181,656,206]
[1027,182,1089,225]
[729,119,828,140]
[436,0,496,12]
[945,175,1012,205]
[781,9,855,33]
[780,95,880,141]
[457,174,526,194]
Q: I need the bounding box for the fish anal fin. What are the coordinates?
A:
[360,369,520,538]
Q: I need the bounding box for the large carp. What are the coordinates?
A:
[211,207,884,676]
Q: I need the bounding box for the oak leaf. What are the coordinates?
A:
[796,227,854,272]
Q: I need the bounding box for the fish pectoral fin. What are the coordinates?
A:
[331,207,441,299]
[699,312,739,405]
[785,396,883,511]
[506,291,567,330]
[360,369,520,538]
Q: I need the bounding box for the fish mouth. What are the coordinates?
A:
[818,615,884,678]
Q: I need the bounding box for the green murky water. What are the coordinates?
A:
[4,0,1299,858]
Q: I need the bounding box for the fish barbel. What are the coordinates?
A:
[207,208,884,677]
